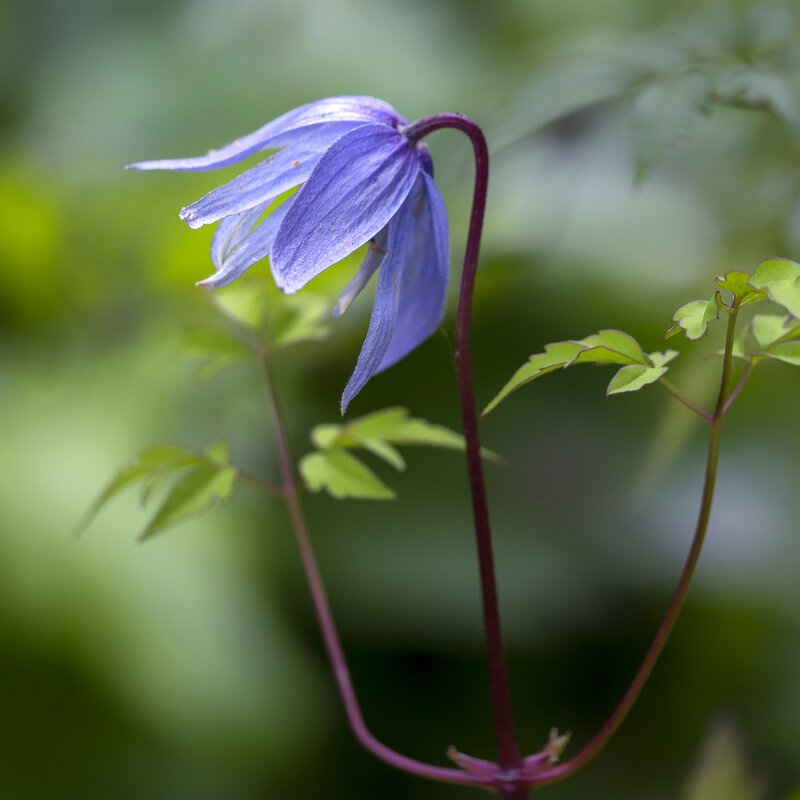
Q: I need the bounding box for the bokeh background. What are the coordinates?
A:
[2,0,799,798]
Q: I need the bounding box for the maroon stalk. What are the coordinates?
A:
[405,113,521,776]
[259,348,491,789]
[529,300,743,788]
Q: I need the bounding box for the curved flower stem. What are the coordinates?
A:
[406,114,521,776]
[530,300,743,788]
[257,347,489,790]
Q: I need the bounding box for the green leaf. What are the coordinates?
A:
[483,342,586,415]
[212,279,271,331]
[607,350,678,395]
[299,450,395,500]
[713,67,800,130]
[666,295,719,340]
[570,329,648,365]
[716,271,766,307]
[725,314,800,361]
[484,331,667,415]
[630,71,708,184]
[140,465,236,540]
[205,441,230,464]
[765,341,800,366]
[80,443,235,536]
[78,463,153,533]
[347,407,466,450]
[137,444,208,469]
[182,327,252,378]
[748,258,800,320]
[269,292,331,349]
[682,722,763,800]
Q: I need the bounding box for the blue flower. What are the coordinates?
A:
[128,96,449,411]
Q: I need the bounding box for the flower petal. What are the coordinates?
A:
[378,172,449,370]
[272,124,420,294]
[198,200,293,289]
[209,201,272,270]
[340,184,419,412]
[333,229,388,318]
[179,124,351,229]
[126,96,404,172]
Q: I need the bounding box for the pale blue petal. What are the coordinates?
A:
[378,172,449,370]
[209,201,272,270]
[272,124,419,294]
[127,96,404,172]
[198,201,292,289]
[333,228,388,318]
[179,124,351,229]
[340,185,419,412]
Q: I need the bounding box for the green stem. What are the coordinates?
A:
[658,377,712,422]
[530,301,742,788]
[236,469,284,497]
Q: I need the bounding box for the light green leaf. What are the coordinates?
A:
[310,424,343,451]
[482,342,585,415]
[750,314,800,350]
[716,271,766,307]
[269,292,331,349]
[748,258,800,320]
[682,722,763,800]
[299,450,395,500]
[140,465,236,540]
[78,464,153,533]
[713,67,799,130]
[348,407,465,450]
[212,280,270,331]
[137,444,208,469]
[182,327,252,378]
[607,349,678,395]
[631,71,708,184]
[205,441,230,464]
[666,295,719,340]
[574,329,649,363]
[724,314,800,361]
[484,331,665,415]
[765,341,800,366]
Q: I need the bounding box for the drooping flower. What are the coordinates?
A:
[128,96,449,411]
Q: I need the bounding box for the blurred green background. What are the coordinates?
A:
[2,0,799,798]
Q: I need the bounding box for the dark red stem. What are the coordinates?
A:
[259,350,490,789]
[406,113,521,777]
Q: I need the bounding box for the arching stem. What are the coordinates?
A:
[406,114,521,778]
[530,300,743,788]
[259,347,489,789]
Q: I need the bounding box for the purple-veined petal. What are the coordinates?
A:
[333,228,388,318]
[340,184,419,412]
[272,124,420,294]
[378,172,449,370]
[209,201,272,270]
[179,124,350,229]
[126,96,404,172]
[198,200,293,289]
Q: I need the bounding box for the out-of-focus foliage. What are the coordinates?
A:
[300,406,475,499]
[2,1,800,800]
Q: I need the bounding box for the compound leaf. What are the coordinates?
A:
[140,465,236,540]
[299,450,395,500]
[631,71,708,184]
[666,295,720,340]
[716,270,765,307]
[748,258,800,320]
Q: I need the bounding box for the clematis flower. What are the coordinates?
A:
[128,96,449,411]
